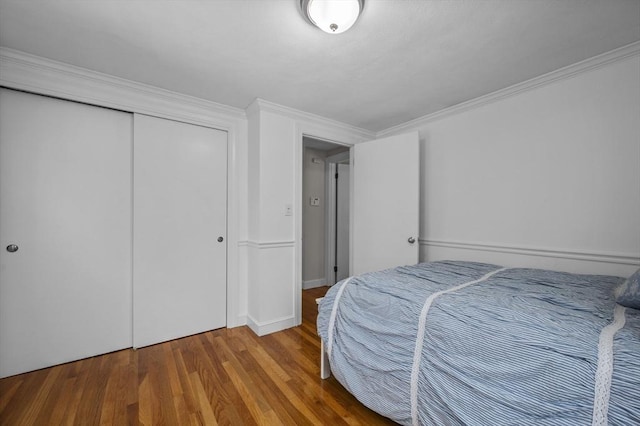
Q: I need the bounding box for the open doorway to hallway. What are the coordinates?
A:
[302,136,350,290]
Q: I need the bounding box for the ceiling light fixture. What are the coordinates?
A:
[300,0,364,34]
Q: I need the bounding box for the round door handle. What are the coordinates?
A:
[217,237,224,242]
[6,244,19,253]
[407,237,416,244]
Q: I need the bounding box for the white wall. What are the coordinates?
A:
[246,106,296,335]
[384,53,640,276]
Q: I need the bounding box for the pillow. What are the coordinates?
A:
[617,269,640,309]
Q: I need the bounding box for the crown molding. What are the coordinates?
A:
[0,47,246,129]
[378,40,640,137]
[5,39,637,142]
[247,98,375,140]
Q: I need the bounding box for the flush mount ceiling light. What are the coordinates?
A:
[301,0,364,34]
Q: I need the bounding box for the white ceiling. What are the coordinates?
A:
[0,0,638,132]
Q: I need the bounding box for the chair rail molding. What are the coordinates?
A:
[245,240,296,250]
[421,238,640,277]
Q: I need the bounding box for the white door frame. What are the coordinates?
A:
[324,151,351,286]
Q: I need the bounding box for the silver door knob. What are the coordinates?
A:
[217,237,224,242]
[408,237,416,244]
[6,244,18,253]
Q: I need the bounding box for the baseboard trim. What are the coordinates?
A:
[246,314,297,336]
[302,278,326,290]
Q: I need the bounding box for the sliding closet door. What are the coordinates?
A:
[133,114,227,348]
[0,88,133,378]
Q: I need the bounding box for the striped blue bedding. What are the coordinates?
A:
[317,261,640,425]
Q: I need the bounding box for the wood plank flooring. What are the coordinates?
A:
[0,287,397,425]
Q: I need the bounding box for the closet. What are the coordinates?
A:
[133,114,227,348]
[0,89,227,378]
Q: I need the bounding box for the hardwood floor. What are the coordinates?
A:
[0,287,397,425]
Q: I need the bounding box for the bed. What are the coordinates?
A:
[317,260,640,425]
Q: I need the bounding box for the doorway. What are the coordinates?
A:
[301,137,350,290]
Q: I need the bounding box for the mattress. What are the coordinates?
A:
[317,261,640,425]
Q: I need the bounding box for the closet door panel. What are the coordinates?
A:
[0,88,133,378]
[133,114,227,348]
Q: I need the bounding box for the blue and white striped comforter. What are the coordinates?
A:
[317,261,640,425]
